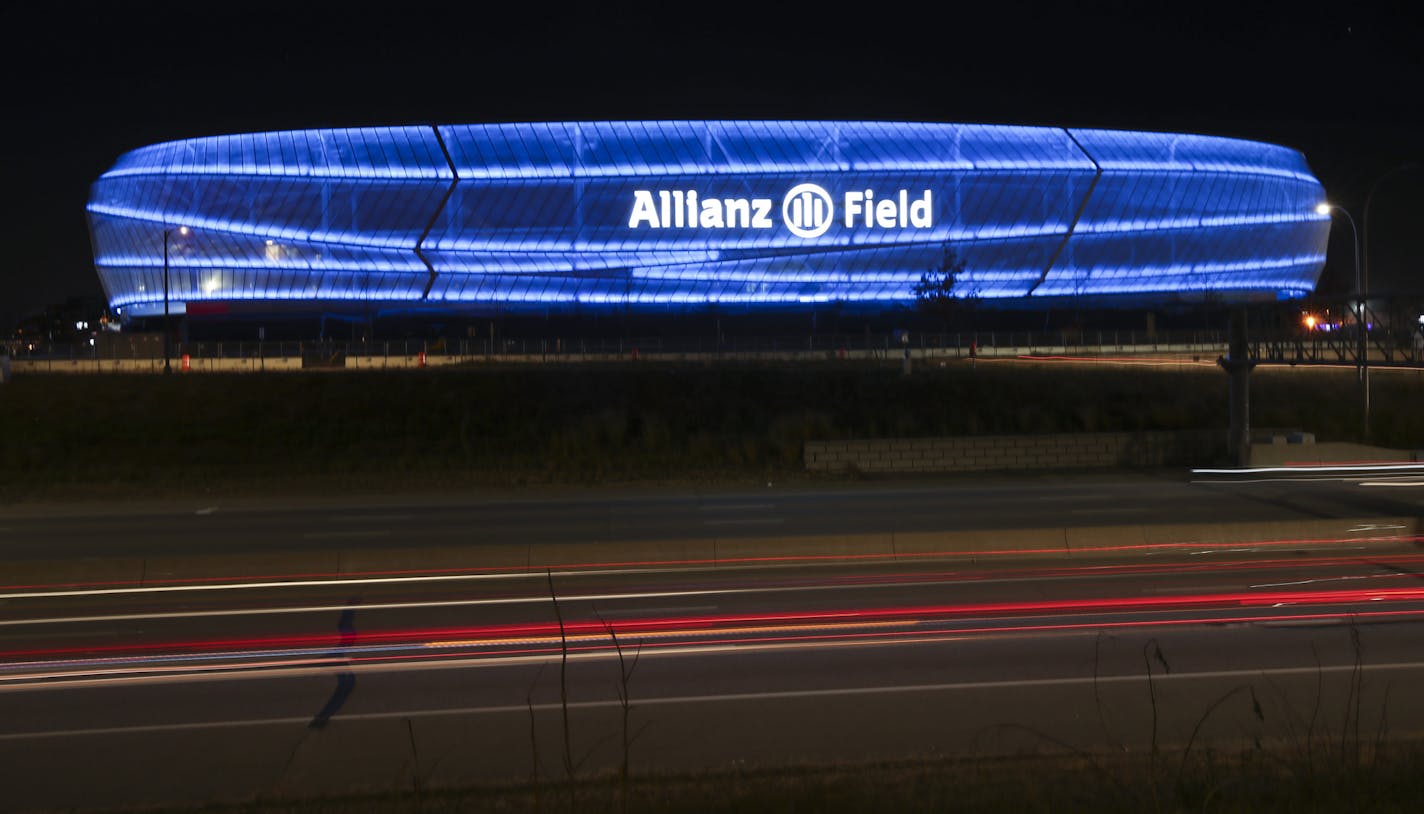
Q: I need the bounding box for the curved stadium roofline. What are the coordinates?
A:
[86,121,1330,320]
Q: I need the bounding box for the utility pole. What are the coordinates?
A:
[163,228,172,375]
[1218,309,1255,467]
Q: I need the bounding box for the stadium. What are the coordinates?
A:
[86,121,1331,322]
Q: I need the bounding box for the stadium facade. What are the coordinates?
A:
[86,121,1331,319]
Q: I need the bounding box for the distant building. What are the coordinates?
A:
[10,296,109,347]
[87,121,1330,322]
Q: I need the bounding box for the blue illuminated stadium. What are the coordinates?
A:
[86,121,1331,318]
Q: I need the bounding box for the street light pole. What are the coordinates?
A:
[161,225,191,376]
[163,227,172,375]
[1316,203,1366,438]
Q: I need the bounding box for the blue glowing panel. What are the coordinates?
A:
[87,122,1329,316]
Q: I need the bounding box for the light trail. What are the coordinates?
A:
[7,539,1424,690]
[7,585,1424,674]
[3,532,1417,598]
[1193,463,1424,476]
[1192,475,1424,485]
[7,603,1424,690]
[1250,574,1386,589]
[8,551,1421,628]
[0,586,756,627]
[11,658,1424,736]
[1010,354,1218,367]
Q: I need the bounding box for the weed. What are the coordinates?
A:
[4,363,1416,497]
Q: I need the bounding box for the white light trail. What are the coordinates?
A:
[1192,463,1424,476]
[8,659,1424,737]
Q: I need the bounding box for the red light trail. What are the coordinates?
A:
[6,581,1424,686]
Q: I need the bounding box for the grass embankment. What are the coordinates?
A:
[1,361,1420,498]
[153,741,1424,813]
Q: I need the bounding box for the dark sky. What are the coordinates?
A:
[3,0,1421,330]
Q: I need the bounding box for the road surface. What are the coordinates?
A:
[3,470,1421,563]
[2,471,1423,811]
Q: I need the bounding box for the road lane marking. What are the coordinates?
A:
[7,659,1424,739]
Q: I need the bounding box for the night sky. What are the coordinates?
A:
[3,0,1421,331]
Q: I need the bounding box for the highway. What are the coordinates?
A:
[1,471,1423,811]
[3,470,1422,562]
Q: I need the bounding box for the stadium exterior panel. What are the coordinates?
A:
[86,121,1331,318]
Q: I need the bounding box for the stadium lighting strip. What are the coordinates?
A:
[88,207,1320,258]
[1075,211,1326,234]
[87,204,428,250]
[107,255,1325,311]
[95,255,431,273]
[105,250,1325,309]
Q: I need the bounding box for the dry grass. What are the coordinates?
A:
[2,361,1419,498]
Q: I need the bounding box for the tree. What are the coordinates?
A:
[912,245,976,328]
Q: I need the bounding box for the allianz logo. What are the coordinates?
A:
[628,184,934,238]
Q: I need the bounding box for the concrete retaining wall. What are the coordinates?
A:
[805,431,1222,474]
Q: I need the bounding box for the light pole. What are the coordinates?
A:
[1316,202,1367,438]
[162,225,189,375]
[163,227,171,375]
